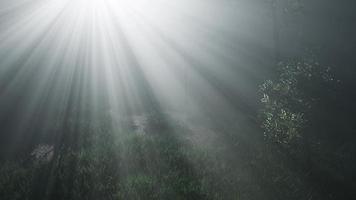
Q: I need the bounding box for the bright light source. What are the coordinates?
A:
[0,0,246,120]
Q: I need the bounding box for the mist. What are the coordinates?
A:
[1,0,356,199]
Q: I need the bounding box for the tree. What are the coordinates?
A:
[259,58,334,148]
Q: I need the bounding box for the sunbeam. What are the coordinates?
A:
[2,0,354,199]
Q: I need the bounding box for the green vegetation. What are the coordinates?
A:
[0,115,240,200]
[259,59,334,146]
[258,59,356,199]
[1,58,354,200]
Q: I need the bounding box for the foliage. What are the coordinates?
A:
[0,115,240,200]
[0,162,36,200]
[259,59,334,146]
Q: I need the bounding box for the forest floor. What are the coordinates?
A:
[0,112,340,200]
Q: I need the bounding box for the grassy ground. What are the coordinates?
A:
[0,113,339,200]
[0,114,242,200]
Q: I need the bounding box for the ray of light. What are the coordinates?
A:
[0,0,269,152]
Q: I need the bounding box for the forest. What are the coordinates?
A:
[0,0,355,199]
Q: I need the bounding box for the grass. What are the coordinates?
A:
[0,115,242,200]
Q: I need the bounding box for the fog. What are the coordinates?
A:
[0,0,355,199]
